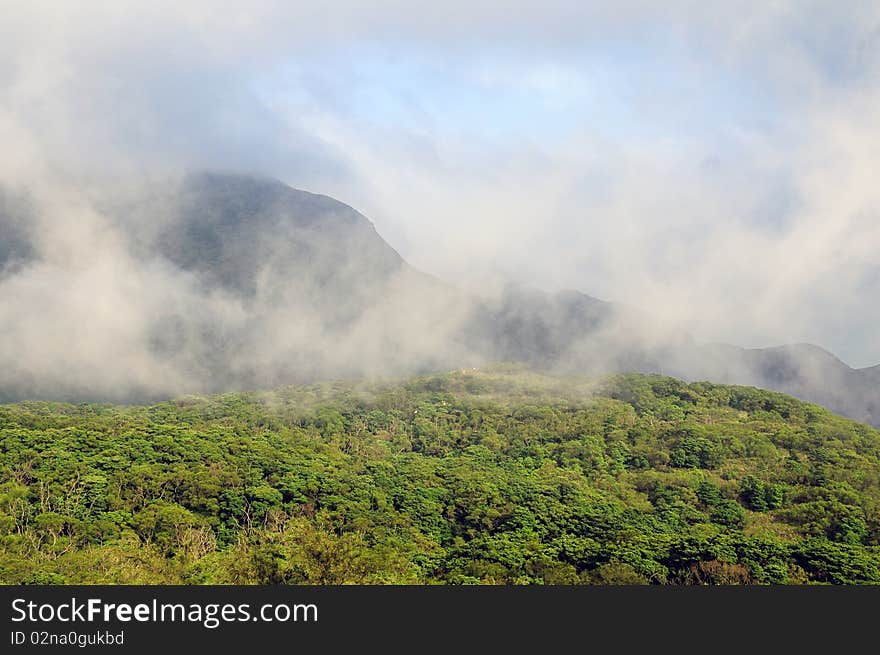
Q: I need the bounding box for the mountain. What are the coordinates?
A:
[861,364,880,383]
[0,171,877,425]
[147,173,406,304]
[653,342,880,427]
[0,188,36,279]
[152,174,483,383]
[479,300,880,426]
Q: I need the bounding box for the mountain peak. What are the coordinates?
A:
[147,171,405,297]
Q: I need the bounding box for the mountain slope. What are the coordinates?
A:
[646,342,880,427]
[151,173,406,303]
[1,369,878,584]
[0,189,36,279]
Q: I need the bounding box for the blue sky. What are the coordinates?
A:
[256,38,780,156]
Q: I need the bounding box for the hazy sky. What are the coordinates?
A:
[2,1,879,367]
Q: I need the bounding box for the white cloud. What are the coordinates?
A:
[1,0,879,378]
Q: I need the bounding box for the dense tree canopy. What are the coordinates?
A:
[1,367,878,584]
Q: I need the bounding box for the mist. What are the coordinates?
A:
[1,2,879,415]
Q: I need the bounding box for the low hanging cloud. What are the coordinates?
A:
[1,1,879,407]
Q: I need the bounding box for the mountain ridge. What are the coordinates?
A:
[0,171,877,426]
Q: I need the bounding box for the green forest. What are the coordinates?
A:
[1,366,879,584]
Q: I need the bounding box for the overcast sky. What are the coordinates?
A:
[2,1,879,367]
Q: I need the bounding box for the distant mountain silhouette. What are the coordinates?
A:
[1,172,877,425]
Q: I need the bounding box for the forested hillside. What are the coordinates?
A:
[1,367,878,584]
